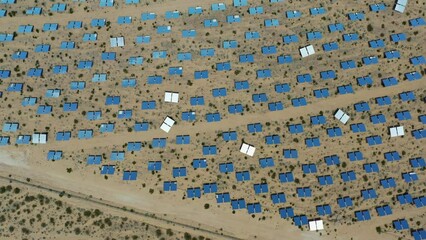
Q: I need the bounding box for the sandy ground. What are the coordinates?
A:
[0,0,425,239]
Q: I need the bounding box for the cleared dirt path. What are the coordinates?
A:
[39,79,425,151]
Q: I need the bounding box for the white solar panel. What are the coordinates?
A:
[240,143,255,156]
[164,92,172,102]
[306,45,315,54]
[390,126,404,137]
[164,117,175,127]
[300,45,315,58]
[240,143,249,154]
[390,127,398,137]
[300,47,309,58]
[316,220,324,230]
[40,134,47,144]
[335,109,350,124]
[32,133,47,144]
[340,114,350,124]
[394,4,405,13]
[117,37,125,47]
[110,37,125,47]
[164,92,179,103]
[394,0,407,13]
[396,126,404,136]
[246,146,255,156]
[309,221,317,231]
[160,123,171,133]
[309,220,324,231]
[171,93,179,103]
[335,109,344,119]
[240,143,249,153]
[160,116,175,133]
[110,38,117,47]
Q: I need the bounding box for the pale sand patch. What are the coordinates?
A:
[0,149,28,168]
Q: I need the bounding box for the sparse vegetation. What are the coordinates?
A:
[0,184,188,239]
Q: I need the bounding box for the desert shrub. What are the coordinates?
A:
[184,233,192,240]
[83,210,91,217]
[66,207,72,214]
